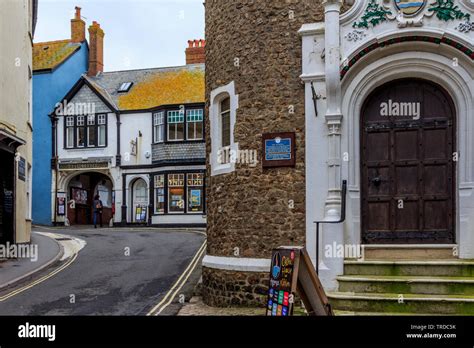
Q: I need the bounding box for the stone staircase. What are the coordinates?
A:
[328,246,474,315]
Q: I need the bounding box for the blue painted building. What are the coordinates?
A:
[32,7,90,225]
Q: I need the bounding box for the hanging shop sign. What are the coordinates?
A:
[262,132,296,168]
[266,247,333,317]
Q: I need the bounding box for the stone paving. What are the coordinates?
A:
[177,297,266,316]
[178,296,309,316]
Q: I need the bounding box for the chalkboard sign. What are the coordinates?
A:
[266,247,333,316]
[266,248,299,316]
[18,157,26,181]
[262,132,296,168]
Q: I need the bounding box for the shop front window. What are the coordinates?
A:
[168,174,185,213]
[187,173,204,213]
[154,174,165,214]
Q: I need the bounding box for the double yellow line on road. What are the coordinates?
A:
[0,253,78,302]
[147,240,207,316]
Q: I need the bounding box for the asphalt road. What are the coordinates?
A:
[0,227,205,316]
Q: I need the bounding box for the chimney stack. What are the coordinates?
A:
[88,21,105,76]
[185,39,206,65]
[71,6,85,43]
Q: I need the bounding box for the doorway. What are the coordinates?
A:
[67,172,114,225]
[132,178,148,223]
[360,79,456,244]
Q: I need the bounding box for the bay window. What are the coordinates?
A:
[167,110,184,141]
[64,114,107,149]
[87,115,96,147]
[153,111,165,143]
[77,116,85,148]
[186,109,204,140]
[65,116,74,148]
[98,114,106,147]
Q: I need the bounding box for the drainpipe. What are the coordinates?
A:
[115,111,121,225]
[50,113,59,226]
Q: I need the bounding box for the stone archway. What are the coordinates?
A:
[61,171,114,226]
[339,50,474,258]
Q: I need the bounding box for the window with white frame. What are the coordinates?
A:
[65,114,107,149]
[87,115,96,147]
[154,174,165,214]
[167,110,185,141]
[153,111,165,143]
[65,116,74,148]
[186,109,204,140]
[76,116,85,147]
[210,81,238,176]
[98,114,107,147]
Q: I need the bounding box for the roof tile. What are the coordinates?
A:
[33,40,81,71]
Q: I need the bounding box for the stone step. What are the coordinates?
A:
[334,310,434,316]
[328,292,474,315]
[362,245,457,260]
[345,260,474,277]
[338,275,474,296]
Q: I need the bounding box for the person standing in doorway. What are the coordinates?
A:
[93,194,103,228]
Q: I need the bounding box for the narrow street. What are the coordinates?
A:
[0,227,205,316]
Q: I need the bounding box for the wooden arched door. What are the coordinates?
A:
[361,79,456,244]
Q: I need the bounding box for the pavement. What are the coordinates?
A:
[0,226,205,315]
[0,232,63,290]
[177,296,267,316]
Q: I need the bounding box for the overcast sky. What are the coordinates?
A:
[34,0,205,72]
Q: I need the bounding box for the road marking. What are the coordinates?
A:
[147,241,207,316]
[0,233,85,302]
[0,253,78,302]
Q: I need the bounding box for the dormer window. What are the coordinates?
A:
[118,82,133,93]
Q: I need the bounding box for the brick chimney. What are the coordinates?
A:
[71,6,85,43]
[185,39,206,65]
[88,21,104,76]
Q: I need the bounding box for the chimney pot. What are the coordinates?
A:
[75,6,81,19]
[185,39,205,65]
[71,6,86,43]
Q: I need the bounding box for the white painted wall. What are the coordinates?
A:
[301,0,474,290]
[120,112,153,166]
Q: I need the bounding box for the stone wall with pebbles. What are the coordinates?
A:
[204,1,349,307]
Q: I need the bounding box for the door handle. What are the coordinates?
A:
[371,176,382,187]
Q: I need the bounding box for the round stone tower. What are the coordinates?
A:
[203,0,325,307]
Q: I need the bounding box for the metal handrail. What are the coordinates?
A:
[313,180,347,274]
